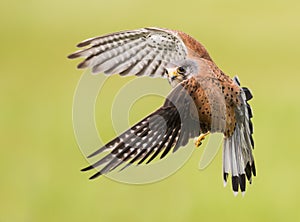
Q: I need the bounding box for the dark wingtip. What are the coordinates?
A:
[224,172,228,182]
[89,171,102,180]
[239,174,246,192]
[245,162,252,182]
[87,151,98,158]
[77,41,91,48]
[87,146,107,158]
[160,149,169,160]
[81,165,94,172]
[242,87,253,101]
[247,103,253,118]
[250,135,255,148]
[67,53,79,59]
[252,161,256,176]
[232,176,239,193]
[146,155,156,164]
[249,120,253,134]
[233,76,241,86]
[77,61,88,69]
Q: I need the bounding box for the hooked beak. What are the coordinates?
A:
[166,68,178,80]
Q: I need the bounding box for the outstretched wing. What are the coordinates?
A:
[68,27,188,77]
[81,77,201,179]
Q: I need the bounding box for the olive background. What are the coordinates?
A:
[1,0,300,221]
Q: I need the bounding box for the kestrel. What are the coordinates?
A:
[68,27,255,194]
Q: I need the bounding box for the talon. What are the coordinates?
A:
[194,131,210,147]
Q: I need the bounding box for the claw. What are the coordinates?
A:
[194,131,210,147]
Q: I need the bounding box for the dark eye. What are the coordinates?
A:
[177,66,186,75]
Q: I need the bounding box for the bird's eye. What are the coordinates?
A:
[177,66,186,75]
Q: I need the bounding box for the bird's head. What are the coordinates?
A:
[165,59,199,87]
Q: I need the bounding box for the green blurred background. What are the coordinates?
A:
[1,0,300,221]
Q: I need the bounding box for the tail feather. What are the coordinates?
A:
[223,76,255,194]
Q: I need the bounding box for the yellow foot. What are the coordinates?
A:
[194,132,210,147]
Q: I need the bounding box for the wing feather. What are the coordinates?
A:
[81,78,202,178]
[68,28,188,77]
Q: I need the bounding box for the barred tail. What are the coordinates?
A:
[223,76,256,195]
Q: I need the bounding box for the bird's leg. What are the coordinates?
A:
[194,131,210,147]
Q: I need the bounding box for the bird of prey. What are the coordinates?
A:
[68,27,255,195]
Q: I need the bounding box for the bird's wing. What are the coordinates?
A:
[68,27,188,77]
[81,77,201,179]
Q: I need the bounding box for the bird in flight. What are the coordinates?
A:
[68,27,255,195]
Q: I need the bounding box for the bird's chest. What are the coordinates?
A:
[191,79,241,136]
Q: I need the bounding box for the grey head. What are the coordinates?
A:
[165,59,199,88]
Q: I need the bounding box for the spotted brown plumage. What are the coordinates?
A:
[68,27,255,195]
